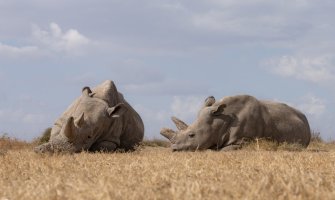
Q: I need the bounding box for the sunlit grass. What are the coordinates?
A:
[1,135,334,200]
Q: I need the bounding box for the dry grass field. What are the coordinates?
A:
[0,135,335,200]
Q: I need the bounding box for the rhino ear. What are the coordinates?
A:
[62,117,76,141]
[82,87,95,97]
[211,102,227,116]
[74,113,85,128]
[107,103,127,118]
[204,96,216,107]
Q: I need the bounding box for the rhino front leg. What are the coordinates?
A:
[90,141,118,152]
[220,144,241,151]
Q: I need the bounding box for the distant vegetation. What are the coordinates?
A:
[140,138,170,147]
[310,130,323,142]
[34,127,52,144]
[0,134,32,155]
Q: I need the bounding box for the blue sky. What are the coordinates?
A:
[1,0,335,140]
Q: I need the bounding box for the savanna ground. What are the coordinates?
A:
[0,134,335,200]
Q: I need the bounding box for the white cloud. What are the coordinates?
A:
[133,96,205,138]
[190,1,310,41]
[297,94,326,118]
[135,104,169,124]
[266,55,335,83]
[171,96,204,122]
[0,22,92,58]
[133,104,170,138]
[32,22,91,54]
[0,42,38,57]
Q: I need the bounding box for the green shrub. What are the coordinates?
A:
[310,131,323,142]
[37,128,52,144]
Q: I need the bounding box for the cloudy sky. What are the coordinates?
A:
[1,0,335,141]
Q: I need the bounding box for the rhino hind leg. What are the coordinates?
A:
[89,141,118,152]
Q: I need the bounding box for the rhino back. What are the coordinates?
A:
[260,101,311,146]
[219,95,311,147]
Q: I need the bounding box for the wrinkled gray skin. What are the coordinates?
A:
[161,95,311,151]
[35,80,144,153]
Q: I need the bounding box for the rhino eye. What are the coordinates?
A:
[189,133,195,138]
[87,135,92,139]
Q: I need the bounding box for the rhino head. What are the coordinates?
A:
[34,87,127,153]
[160,96,235,151]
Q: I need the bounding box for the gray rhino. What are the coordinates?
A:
[161,95,311,151]
[35,80,144,153]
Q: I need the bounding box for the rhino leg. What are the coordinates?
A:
[90,141,118,152]
[220,145,241,151]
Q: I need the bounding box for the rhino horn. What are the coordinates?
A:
[171,116,188,131]
[62,117,75,141]
[74,113,85,128]
[160,128,177,142]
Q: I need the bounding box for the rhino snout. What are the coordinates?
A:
[171,144,181,152]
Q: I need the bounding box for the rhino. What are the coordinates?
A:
[161,95,311,151]
[35,80,144,153]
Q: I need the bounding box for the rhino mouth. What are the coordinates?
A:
[171,144,183,152]
[172,146,180,152]
[172,148,185,152]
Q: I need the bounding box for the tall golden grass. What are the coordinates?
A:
[0,136,334,200]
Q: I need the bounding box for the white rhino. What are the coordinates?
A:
[35,80,144,153]
[161,95,311,151]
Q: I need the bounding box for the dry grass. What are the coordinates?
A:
[0,135,33,155]
[0,137,335,200]
[140,139,170,148]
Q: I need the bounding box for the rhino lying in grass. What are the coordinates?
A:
[35,80,144,153]
[161,95,311,151]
